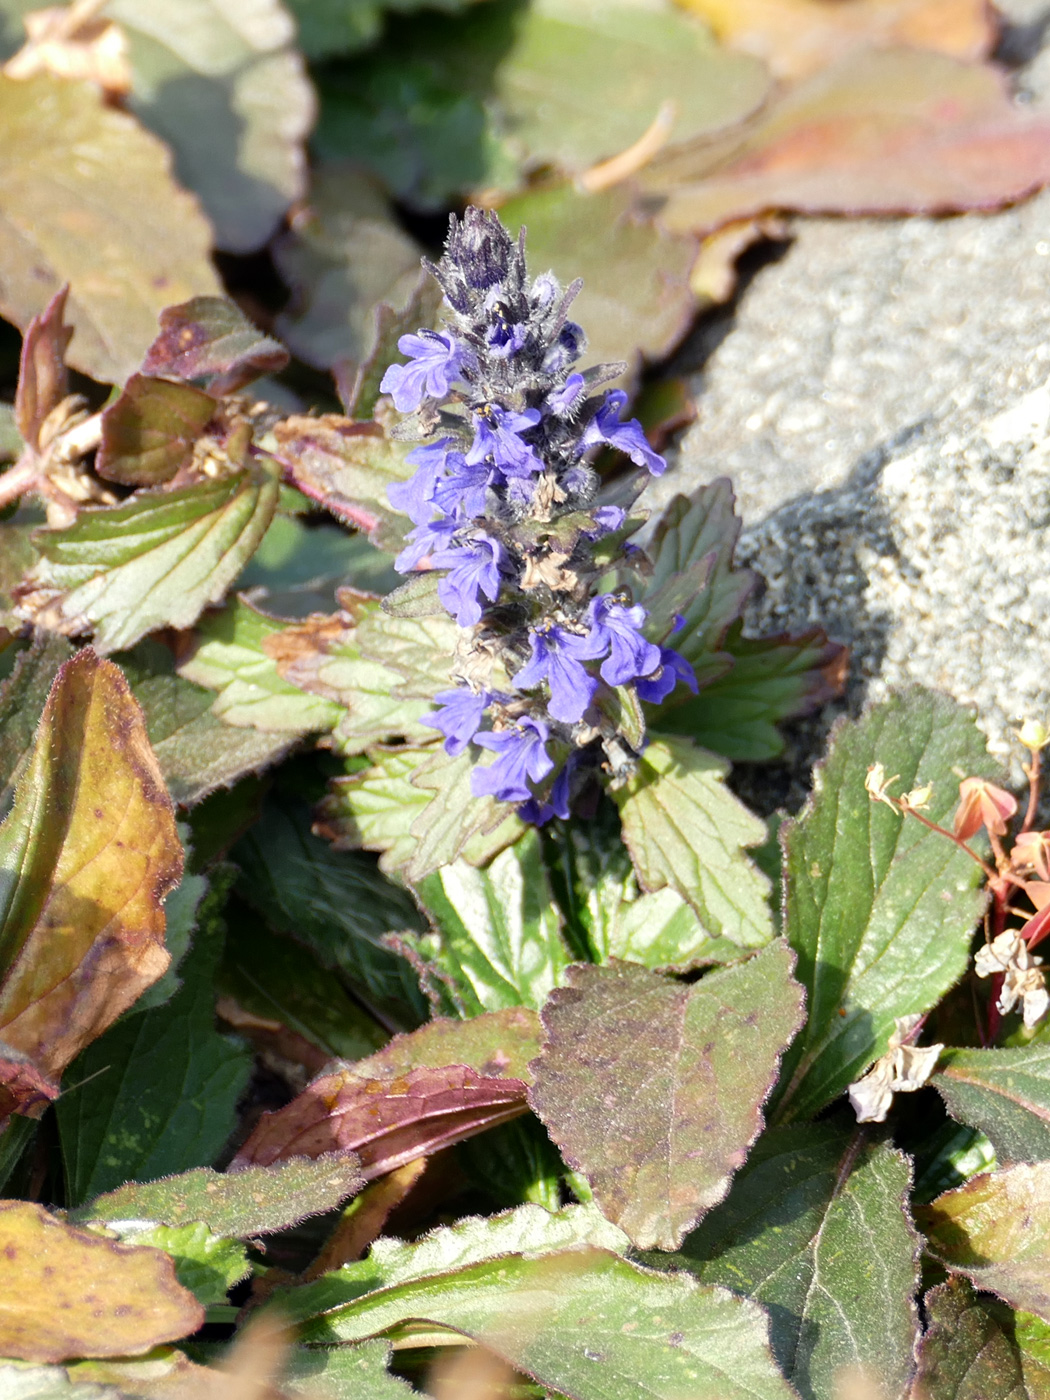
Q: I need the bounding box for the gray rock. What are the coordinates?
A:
[659,59,1050,792]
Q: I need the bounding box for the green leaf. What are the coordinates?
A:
[314,0,768,207]
[289,1249,797,1400]
[612,732,774,947]
[178,597,345,735]
[273,168,423,373]
[0,632,73,805]
[20,466,281,654]
[55,895,253,1204]
[320,744,525,883]
[0,73,220,384]
[670,1126,920,1400]
[285,0,492,60]
[232,785,428,1024]
[657,622,846,762]
[414,831,570,1014]
[640,480,755,674]
[351,1006,542,1084]
[772,689,998,1123]
[219,904,389,1062]
[283,1339,414,1399]
[236,512,401,613]
[0,403,22,461]
[0,523,36,630]
[95,375,219,488]
[920,1163,1050,1322]
[934,1046,1050,1165]
[497,184,699,382]
[529,946,804,1250]
[109,0,314,254]
[121,644,296,806]
[913,1278,1050,1400]
[0,1366,121,1399]
[76,1156,364,1237]
[131,826,208,1015]
[107,1222,249,1306]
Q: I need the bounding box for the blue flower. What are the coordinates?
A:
[519,753,575,825]
[587,594,661,687]
[472,716,554,802]
[388,438,452,524]
[394,512,458,574]
[424,687,491,756]
[430,452,494,521]
[486,318,528,359]
[432,534,503,626]
[379,331,472,413]
[547,373,585,416]
[512,622,602,724]
[635,647,699,704]
[581,390,665,475]
[466,406,543,478]
[584,505,626,537]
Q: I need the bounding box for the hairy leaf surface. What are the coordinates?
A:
[912,1277,1050,1400]
[935,1046,1050,1164]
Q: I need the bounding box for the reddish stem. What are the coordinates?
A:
[1022,749,1043,835]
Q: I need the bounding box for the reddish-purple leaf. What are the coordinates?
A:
[230,1064,528,1178]
[654,48,1050,236]
[528,946,805,1250]
[142,296,288,395]
[14,285,73,450]
[95,374,218,486]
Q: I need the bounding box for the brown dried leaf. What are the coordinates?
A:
[676,0,995,80]
[0,649,182,1123]
[0,1199,203,1363]
[652,48,1050,237]
[14,284,72,449]
[96,374,218,487]
[231,1063,529,1177]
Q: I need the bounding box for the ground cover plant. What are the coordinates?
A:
[4,2,1050,1398]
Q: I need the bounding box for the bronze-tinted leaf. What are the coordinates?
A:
[677,0,996,80]
[231,1063,528,1177]
[0,73,220,384]
[652,49,1050,237]
[96,374,218,487]
[0,650,182,1122]
[0,1200,203,1363]
[528,947,804,1249]
[14,285,72,449]
[351,1007,543,1085]
[270,414,414,550]
[142,296,289,396]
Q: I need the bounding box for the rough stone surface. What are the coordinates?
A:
[659,22,1050,795]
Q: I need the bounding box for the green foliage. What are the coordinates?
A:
[914,1278,1050,1400]
[773,689,998,1122]
[935,1045,1050,1163]
[106,1221,249,1306]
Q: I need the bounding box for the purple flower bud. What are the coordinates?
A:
[388,438,452,524]
[466,406,543,479]
[394,512,459,574]
[512,622,603,724]
[472,716,554,802]
[581,390,665,476]
[635,647,699,704]
[379,331,473,413]
[432,534,503,627]
[424,687,491,756]
[547,373,586,416]
[587,593,661,687]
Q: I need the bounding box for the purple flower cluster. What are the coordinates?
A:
[382,209,697,822]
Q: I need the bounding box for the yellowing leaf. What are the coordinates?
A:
[677,0,995,80]
[0,1200,203,1362]
[0,73,220,384]
[0,650,182,1123]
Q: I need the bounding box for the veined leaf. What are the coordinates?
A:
[77,1156,365,1238]
[95,375,218,487]
[671,1125,920,1400]
[0,73,220,384]
[19,466,280,654]
[142,295,289,395]
[613,732,774,946]
[55,894,252,1204]
[920,1163,1050,1322]
[912,1277,1050,1400]
[0,651,182,1123]
[529,946,804,1250]
[350,1007,542,1085]
[0,1201,202,1364]
[106,1221,249,1307]
[772,689,997,1123]
[178,597,345,735]
[290,1247,797,1400]
[935,1046,1050,1165]
[414,831,570,1014]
